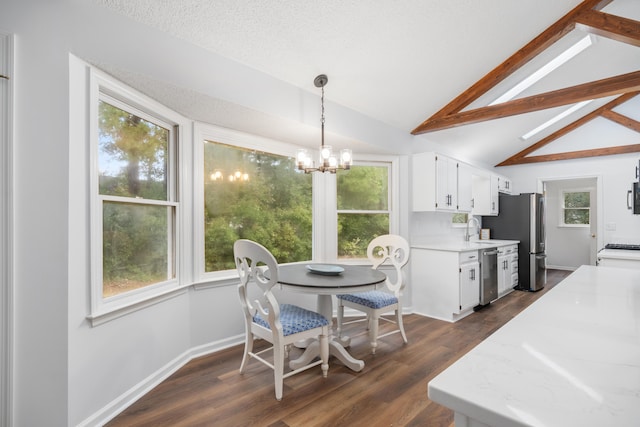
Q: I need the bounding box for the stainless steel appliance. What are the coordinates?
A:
[482,193,546,292]
[479,248,498,306]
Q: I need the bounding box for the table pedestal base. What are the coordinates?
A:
[289,294,364,372]
[289,339,364,372]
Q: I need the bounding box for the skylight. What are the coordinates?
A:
[521,100,593,140]
[489,35,594,106]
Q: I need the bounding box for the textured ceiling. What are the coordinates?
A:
[94,0,640,167]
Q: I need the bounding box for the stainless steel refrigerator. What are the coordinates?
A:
[482,193,546,292]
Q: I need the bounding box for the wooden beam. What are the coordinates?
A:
[412,70,640,134]
[497,91,640,166]
[412,0,614,133]
[502,144,640,165]
[600,109,640,132]
[575,10,640,47]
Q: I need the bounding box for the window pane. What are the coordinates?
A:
[337,165,388,210]
[103,201,173,297]
[203,141,312,272]
[564,191,589,208]
[452,213,468,224]
[564,208,590,225]
[98,100,169,201]
[338,214,389,258]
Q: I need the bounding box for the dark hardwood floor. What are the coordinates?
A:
[107,269,572,427]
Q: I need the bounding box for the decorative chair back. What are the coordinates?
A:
[234,239,281,335]
[366,234,410,295]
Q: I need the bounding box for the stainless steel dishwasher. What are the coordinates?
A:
[478,248,499,308]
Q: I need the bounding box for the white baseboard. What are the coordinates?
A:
[78,333,244,427]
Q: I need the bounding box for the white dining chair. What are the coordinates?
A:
[234,239,329,400]
[336,234,410,354]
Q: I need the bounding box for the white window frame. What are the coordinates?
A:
[193,122,313,285]
[332,156,399,263]
[559,188,591,228]
[88,69,188,323]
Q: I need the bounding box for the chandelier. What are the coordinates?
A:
[296,74,352,174]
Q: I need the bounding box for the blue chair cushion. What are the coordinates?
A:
[253,304,329,336]
[337,291,398,309]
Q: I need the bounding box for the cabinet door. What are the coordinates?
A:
[459,261,480,312]
[497,175,512,194]
[457,162,472,212]
[435,156,457,211]
[490,174,499,214]
[497,254,509,294]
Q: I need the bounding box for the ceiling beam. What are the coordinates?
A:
[502,144,640,165]
[496,92,639,166]
[575,9,640,47]
[412,71,640,134]
[600,109,640,132]
[411,0,613,134]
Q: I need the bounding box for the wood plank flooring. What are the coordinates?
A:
[107,269,572,427]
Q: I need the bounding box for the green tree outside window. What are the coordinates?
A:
[562,191,590,225]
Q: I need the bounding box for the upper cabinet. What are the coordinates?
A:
[471,172,499,216]
[412,152,472,213]
[413,152,513,215]
[497,175,512,194]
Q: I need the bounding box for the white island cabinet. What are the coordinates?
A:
[428,266,640,427]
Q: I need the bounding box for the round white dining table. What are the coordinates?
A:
[277,263,386,372]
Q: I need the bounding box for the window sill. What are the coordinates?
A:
[557,224,590,228]
[87,285,190,327]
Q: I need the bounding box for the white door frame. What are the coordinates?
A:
[0,31,14,427]
[537,175,602,266]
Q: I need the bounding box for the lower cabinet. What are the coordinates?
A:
[412,248,480,322]
[497,244,518,296]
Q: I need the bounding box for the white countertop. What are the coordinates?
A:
[597,248,640,260]
[428,265,640,427]
[412,239,519,252]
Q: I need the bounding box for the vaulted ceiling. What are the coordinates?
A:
[95,0,640,168]
[411,0,640,166]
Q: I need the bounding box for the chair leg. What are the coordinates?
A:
[273,345,284,401]
[336,299,345,339]
[369,313,379,355]
[319,333,329,378]
[397,308,408,344]
[239,332,253,373]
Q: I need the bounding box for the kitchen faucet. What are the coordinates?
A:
[465,217,480,241]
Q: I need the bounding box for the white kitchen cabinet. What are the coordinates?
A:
[471,173,499,216]
[497,175,512,194]
[457,162,473,213]
[412,152,471,212]
[459,255,480,312]
[497,244,518,296]
[412,248,480,322]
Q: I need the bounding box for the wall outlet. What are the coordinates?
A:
[606,222,616,231]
